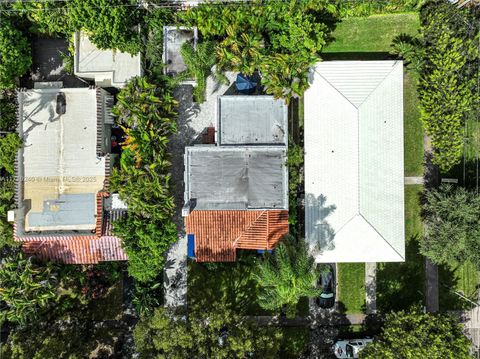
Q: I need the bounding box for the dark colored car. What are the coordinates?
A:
[316,264,335,308]
[56,92,66,115]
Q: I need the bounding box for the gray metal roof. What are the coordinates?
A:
[218,96,288,145]
[184,146,288,210]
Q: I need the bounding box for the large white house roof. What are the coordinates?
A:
[304,61,405,263]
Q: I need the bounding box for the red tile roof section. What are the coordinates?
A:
[21,236,127,264]
[14,192,127,264]
[185,210,289,262]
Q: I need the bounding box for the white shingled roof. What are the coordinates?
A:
[304,61,405,263]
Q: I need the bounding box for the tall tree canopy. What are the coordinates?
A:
[110,77,178,282]
[418,1,478,171]
[421,184,480,269]
[182,0,338,102]
[253,237,321,318]
[0,251,58,326]
[0,16,31,89]
[360,308,472,359]
[134,304,283,359]
[68,0,141,54]
[12,0,141,53]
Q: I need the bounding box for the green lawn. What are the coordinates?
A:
[324,13,420,53]
[321,14,424,175]
[337,263,366,314]
[465,118,480,161]
[404,72,424,176]
[439,261,478,311]
[377,185,425,311]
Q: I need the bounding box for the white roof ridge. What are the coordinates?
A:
[357,61,402,109]
[357,213,405,260]
[316,71,358,109]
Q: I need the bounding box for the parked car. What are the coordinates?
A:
[316,264,335,308]
[333,339,373,358]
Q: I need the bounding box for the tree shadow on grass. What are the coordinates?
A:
[321,52,394,61]
[188,253,267,315]
[376,235,425,312]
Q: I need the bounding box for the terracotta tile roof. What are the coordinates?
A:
[185,210,289,262]
[14,191,128,264]
[21,236,127,264]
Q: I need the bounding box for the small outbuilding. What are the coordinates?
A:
[74,32,142,87]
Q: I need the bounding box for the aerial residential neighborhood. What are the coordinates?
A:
[0,1,479,358]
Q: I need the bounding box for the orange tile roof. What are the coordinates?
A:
[15,192,127,264]
[21,236,127,264]
[185,210,289,262]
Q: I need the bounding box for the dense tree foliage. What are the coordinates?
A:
[11,1,71,36]
[360,308,472,359]
[134,304,283,358]
[180,41,228,103]
[421,184,480,269]
[253,237,321,318]
[68,0,141,54]
[1,263,129,358]
[0,133,21,175]
[0,251,58,325]
[110,77,178,282]
[182,0,337,102]
[418,1,478,171]
[0,16,31,89]
[12,0,141,53]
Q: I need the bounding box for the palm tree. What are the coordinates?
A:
[253,236,321,318]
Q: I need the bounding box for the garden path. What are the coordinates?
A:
[365,262,377,314]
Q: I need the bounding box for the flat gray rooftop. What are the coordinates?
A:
[17,88,105,232]
[218,96,288,145]
[185,146,288,210]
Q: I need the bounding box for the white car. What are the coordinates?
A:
[333,338,373,358]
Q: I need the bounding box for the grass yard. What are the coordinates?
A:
[439,261,479,311]
[321,13,424,176]
[323,13,420,54]
[404,72,424,176]
[337,263,366,314]
[376,185,425,311]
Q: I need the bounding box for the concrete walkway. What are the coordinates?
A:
[424,135,440,312]
[365,262,377,314]
[164,235,188,308]
[250,313,370,327]
[405,176,424,185]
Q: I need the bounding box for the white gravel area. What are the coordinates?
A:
[163,72,236,308]
[169,71,237,228]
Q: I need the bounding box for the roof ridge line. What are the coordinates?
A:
[358,213,405,260]
[357,61,401,108]
[316,71,359,109]
[232,210,267,248]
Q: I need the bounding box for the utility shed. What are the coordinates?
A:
[184,146,288,210]
[218,96,288,145]
[74,32,142,87]
[17,87,106,232]
[304,61,405,263]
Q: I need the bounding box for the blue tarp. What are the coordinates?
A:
[257,249,273,254]
[187,234,195,258]
[235,73,256,94]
